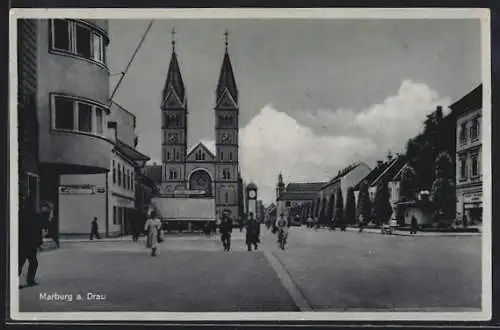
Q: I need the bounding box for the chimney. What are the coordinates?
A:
[377,160,383,167]
[387,149,393,161]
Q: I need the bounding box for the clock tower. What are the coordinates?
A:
[161,29,187,194]
[215,30,240,218]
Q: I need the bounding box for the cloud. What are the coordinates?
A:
[199,80,451,205]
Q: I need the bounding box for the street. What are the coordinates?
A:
[19,227,482,312]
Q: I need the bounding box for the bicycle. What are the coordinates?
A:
[277,229,287,250]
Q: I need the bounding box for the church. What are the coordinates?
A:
[157,30,242,219]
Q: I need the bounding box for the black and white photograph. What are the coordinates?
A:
[9,8,491,321]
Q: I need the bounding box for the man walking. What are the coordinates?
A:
[19,204,43,287]
[219,211,233,252]
[90,217,101,240]
[245,212,259,251]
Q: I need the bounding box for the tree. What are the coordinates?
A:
[431,151,456,227]
[344,187,356,226]
[357,181,371,228]
[373,181,393,226]
[399,164,416,202]
[334,187,345,230]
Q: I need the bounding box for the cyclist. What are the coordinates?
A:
[275,213,289,250]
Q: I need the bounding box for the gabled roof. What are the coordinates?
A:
[285,182,327,192]
[115,139,150,162]
[186,141,216,160]
[370,155,407,187]
[449,84,482,117]
[216,50,238,105]
[353,161,391,190]
[323,163,363,189]
[162,51,186,108]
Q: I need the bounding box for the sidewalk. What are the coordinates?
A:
[344,226,481,236]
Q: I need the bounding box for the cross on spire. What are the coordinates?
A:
[224,29,229,49]
[171,27,176,51]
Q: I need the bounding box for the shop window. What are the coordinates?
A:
[50,19,107,65]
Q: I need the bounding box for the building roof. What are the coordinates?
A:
[277,191,318,201]
[247,182,258,190]
[449,84,482,118]
[186,141,216,160]
[216,49,238,104]
[162,49,186,106]
[144,164,162,183]
[285,182,327,192]
[322,163,363,189]
[115,139,150,162]
[370,155,407,187]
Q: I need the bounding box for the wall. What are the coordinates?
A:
[36,19,112,172]
[402,206,433,226]
[110,102,136,147]
[388,181,401,220]
[58,173,106,235]
[341,163,372,207]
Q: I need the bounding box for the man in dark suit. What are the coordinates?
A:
[219,211,233,252]
[245,212,259,251]
[19,204,43,287]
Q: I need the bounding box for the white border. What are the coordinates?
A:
[9,8,492,322]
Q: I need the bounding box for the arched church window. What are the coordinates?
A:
[202,153,206,160]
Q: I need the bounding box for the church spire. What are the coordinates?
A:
[216,29,238,105]
[162,27,186,108]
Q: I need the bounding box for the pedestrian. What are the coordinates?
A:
[42,202,60,248]
[18,203,43,287]
[89,217,101,240]
[410,215,418,235]
[245,212,259,251]
[307,215,313,228]
[314,216,319,230]
[463,213,469,228]
[219,211,233,251]
[144,210,163,256]
[275,213,289,249]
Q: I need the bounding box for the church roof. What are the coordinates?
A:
[187,141,216,159]
[285,182,326,192]
[216,49,238,105]
[162,50,186,107]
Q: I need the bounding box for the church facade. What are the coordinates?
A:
[159,34,241,219]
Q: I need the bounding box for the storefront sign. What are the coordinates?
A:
[58,185,95,195]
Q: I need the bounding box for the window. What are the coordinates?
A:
[222,168,231,180]
[202,153,205,160]
[122,168,126,187]
[471,154,479,177]
[470,118,480,141]
[113,206,117,225]
[54,97,74,130]
[112,160,116,183]
[167,151,170,160]
[460,157,467,180]
[229,152,232,161]
[26,173,39,211]
[118,164,122,186]
[220,152,224,160]
[50,19,106,64]
[459,122,467,144]
[125,169,129,189]
[131,172,134,191]
[78,102,92,132]
[53,95,106,135]
[95,108,103,134]
[225,192,229,203]
[53,19,70,51]
[169,169,178,180]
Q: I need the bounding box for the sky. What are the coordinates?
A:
[107,18,481,205]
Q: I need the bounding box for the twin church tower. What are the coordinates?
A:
[160,29,241,217]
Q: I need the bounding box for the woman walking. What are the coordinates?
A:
[144,210,163,256]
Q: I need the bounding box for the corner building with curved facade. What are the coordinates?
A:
[34,19,113,233]
[160,40,241,219]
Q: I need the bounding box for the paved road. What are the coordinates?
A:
[18,227,481,312]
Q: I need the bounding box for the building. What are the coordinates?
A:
[58,102,150,236]
[21,19,113,238]
[452,85,483,225]
[276,176,327,222]
[17,19,40,216]
[158,32,241,219]
[354,152,408,223]
[317,163,371,225]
